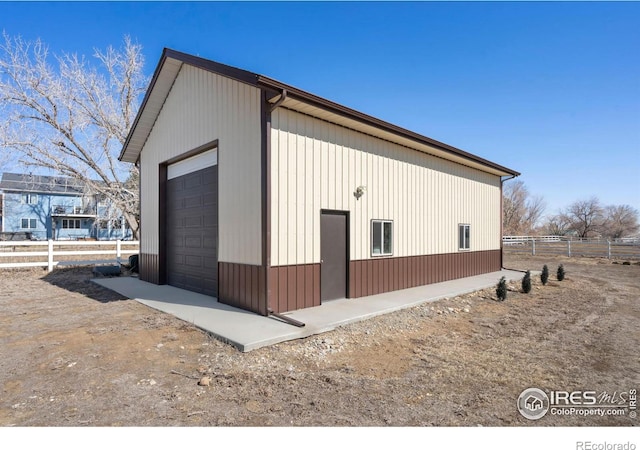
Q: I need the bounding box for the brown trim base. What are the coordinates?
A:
[140,253,160,284]
[218,262,267,315]
[143,250,500,314]
[349,249,501,298]
[268,264,321,313]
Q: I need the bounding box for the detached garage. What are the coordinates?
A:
[119,48,519,316]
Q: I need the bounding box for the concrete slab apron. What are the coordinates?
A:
[93,269,524,352]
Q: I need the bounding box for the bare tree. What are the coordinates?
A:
[601,204,639,239]
[561,197,604,238]
[543,214,571,236]
[503,180,546,235]
[0,34,146,238]
[0,135,11,173]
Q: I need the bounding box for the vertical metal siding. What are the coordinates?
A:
[218,262,266,315]
[139,65,262,266]
[270,108,501,266]
[346,250,501,299]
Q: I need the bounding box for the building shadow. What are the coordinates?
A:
[42,266,129,303]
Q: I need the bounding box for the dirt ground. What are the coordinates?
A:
[0,253,638,427]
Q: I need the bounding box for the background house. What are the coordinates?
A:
[119,49,519,315]
[0,172,132,240]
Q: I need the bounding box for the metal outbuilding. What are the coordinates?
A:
[119,49,519,316]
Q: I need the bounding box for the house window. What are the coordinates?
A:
[372,220,393,256]
[459,224,470,250]
[22,194,38,204]
[21,218,37,229]
[62,219,81,229]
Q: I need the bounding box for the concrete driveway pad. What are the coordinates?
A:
[93,269,523,352]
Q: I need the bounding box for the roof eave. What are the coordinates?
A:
[119,49,173,163]
[257,76,520,177]
[120,49,519,178]
[119,49,262,164]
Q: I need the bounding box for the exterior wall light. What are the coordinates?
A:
[354,185,367,200]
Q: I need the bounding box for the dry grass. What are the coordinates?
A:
[0,254,638,426]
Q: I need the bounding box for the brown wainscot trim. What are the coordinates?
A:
[267,263,321,314]
[240,250,499,314]
[140,253,160,285]
[349,249,501,298]
[218,262,266,315]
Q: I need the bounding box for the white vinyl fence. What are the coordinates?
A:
[0,240,139,271]
[503,236,640,259]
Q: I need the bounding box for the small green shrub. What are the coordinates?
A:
[541,265,549,285]
[557,264,565,281]
[522,270,532,293]
[496,276,507,301]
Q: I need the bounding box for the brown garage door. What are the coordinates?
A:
[166,165,218,296]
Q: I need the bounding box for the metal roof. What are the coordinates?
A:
[120,48,520,178]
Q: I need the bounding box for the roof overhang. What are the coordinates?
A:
[119,49,263,164]
[120,49,519,178]
[258,79,519,177]
[119,52,182,163]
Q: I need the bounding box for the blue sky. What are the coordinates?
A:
[1,1,639,217]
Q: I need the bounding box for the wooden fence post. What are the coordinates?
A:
[47,240,54,272]
[568,240,571,257]
[116,240,122,264]
[607,240,611,259]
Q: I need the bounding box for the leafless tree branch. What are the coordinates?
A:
[0,33,146,238]
[601,204,639,239]
[502,180,546,235]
